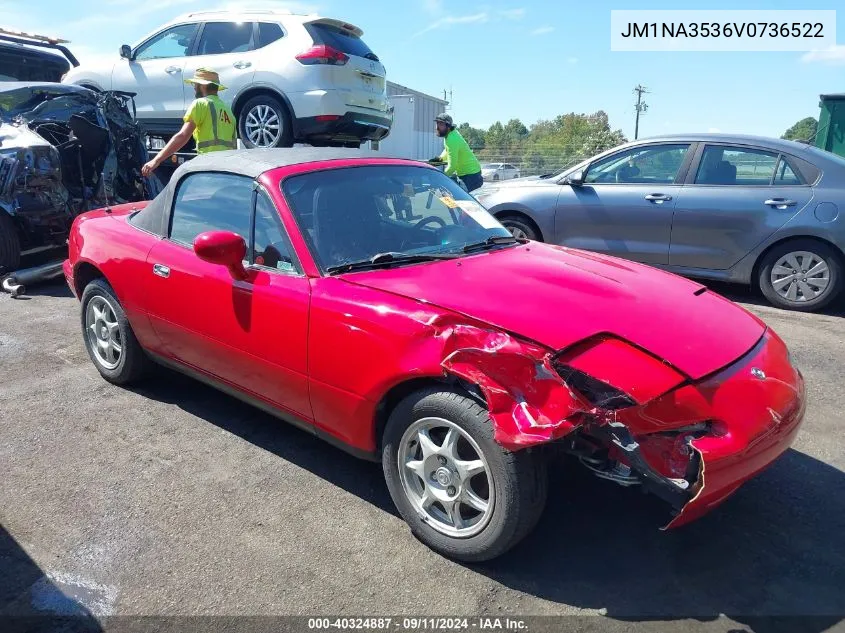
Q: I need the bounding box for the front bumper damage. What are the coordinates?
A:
[437,322,806,528]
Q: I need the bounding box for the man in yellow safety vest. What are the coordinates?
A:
[142,68,237,177]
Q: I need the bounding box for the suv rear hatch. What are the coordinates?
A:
[301,19,387,113]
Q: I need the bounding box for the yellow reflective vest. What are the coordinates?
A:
[184,95,237,154]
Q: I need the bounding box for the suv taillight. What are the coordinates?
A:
[296,44,349,66]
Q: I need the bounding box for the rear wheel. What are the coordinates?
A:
[498,214,539,241]
[0,212,21,273]
[81,279,150,384]
[239,95,293,148]
[758,239,843,311]
[382,388,547,562]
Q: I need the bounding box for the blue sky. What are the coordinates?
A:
[3,0,844,139]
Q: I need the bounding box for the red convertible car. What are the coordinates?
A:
[64,148,806,561]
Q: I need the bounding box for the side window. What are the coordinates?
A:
[170,173,253,248]
[252,189,299,274]
[196,22,255,56]
[774,158,803,185]
[585,144,690,184]
[258,23,285,48]
[135,24,198,61]
[695,146,778,186]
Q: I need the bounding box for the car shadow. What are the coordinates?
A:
[130,370,844,630]
[128,369,398,517]
[0,525,103,632]
[702,281,845,317]
[474,454,845,632]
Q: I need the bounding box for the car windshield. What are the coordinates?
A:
[281,164,515,273]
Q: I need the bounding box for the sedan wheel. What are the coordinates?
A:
[770,251,829,304]
[499,214,539,241]
[758,240,842,311]
[398,417,494,538]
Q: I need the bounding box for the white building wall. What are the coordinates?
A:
[369,81,448,161]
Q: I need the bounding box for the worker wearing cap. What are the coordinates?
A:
[430,113,483,192]
[142,68,237,177]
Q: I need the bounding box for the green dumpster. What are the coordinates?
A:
[816,93,845,158]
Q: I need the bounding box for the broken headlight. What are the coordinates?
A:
[553,363,637,410]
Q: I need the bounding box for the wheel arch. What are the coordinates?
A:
[73,260,107,299]
[373,376,487,453]
[232,86,296,131]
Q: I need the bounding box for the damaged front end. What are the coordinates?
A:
[437,324,806,529]
[0,83,151,273]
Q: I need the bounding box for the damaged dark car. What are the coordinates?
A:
[0,82,153,273]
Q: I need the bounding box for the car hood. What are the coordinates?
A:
[478,175,558,191]
[342,243,765,380]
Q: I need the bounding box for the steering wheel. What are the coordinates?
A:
[399,215,448,250]
[414,215,446,231]
[413,215,448,232]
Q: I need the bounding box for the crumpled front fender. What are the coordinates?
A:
[434,322,805,529]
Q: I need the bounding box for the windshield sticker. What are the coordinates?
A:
[439,195,458,208]
[456,200,501,229]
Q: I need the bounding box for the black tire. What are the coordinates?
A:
[498,213,540,241]
[238,95,293,149]
[80,279,150,384]
[0,212,21,274]
[382,387,548,562]
[492,174,500,181]
[757,239,843,312]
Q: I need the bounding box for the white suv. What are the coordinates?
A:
[62,10,391,148]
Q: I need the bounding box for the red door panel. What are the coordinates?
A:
[143,239,312,421]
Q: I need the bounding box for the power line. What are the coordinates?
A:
[633,84,649,140]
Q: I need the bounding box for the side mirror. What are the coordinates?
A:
[565,170,585,186]
[119,45,132,60]
[193,231,248,280]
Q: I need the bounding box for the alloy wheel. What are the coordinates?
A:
[85,296,122,370]
[245,104,282,147]
[398,417,494,538]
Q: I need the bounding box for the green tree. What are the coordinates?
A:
[457,122,486,150]
[782,117,818,143]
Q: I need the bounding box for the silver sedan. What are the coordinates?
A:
[475,134,845,311]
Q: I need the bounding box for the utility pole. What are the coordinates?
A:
[633,84,649,140]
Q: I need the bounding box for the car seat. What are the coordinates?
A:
[312,184,382,267]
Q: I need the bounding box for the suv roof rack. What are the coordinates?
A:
[187,9,297,16]
[0,28,79,67]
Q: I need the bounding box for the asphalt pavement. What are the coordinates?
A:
[1,278,843,633]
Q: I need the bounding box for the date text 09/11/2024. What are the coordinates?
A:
[620,22,825,38]
[307,618,528,630]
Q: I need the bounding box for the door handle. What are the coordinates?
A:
[764,198,797,208]
[165,66,181,74]
[645,193,672,202]
[152,264,170,278]
[233,61,252,69]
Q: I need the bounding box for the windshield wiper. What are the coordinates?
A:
[326,251,459,274]
[462,235,520,253]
